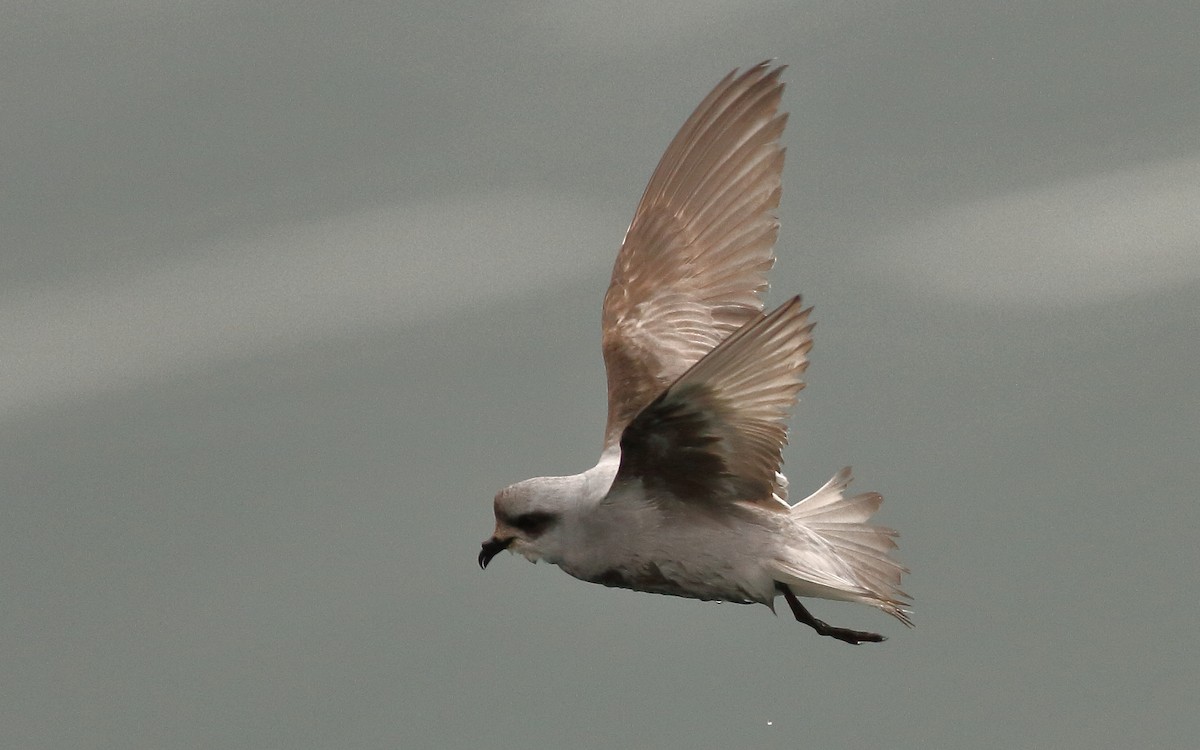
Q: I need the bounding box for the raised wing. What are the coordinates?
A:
[601,63,788,449]
[615,296,813,508]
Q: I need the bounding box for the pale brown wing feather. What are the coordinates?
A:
[602,63,788,448]
[615,297,813,508]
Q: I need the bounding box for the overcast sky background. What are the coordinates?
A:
[3,2,1198,748]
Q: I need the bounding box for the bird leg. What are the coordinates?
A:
[775,583,885,645]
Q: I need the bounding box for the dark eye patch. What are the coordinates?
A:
[510,511,556,536]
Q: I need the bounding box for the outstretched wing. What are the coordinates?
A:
[601,63,788,450]
[615,296,813,509]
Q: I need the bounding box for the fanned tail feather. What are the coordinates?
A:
[773,467,912,626]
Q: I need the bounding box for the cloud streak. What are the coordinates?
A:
[0,191,617,418]
[870,155,1200,306]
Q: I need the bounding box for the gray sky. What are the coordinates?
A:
[3,2,1198,748]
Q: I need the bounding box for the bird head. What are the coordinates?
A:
[478,477,569,569]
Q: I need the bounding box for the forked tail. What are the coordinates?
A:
[772,467,912,626]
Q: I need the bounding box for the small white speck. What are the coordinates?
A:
[767,721,773,727]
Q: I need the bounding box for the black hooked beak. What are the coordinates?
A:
[478,537,511,569]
